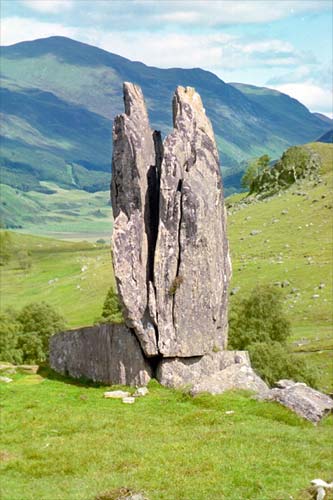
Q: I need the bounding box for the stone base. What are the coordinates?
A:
[156,350,250,388]
[49,324,152,386]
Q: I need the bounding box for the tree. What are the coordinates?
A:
[0,310,23,363]
[241,154,271,191]
[0,231,12,266]
[248,342,317,388]
[101,287,124,324]
[228,285,317,387]
[228,284,290,350]
[17,302,66,361]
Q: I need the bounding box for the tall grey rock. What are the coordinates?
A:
[111,82,161,357]
[154,86,231,356]
[111,83,231,360]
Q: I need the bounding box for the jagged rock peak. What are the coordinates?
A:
[172,86,214,141]
[111,82,160,357]
[123,81,149,123]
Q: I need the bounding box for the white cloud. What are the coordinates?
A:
[21,0,73,14]
[272,82,333,114]
[135,0,331,26]
[1,17,78,46]
[241,40,295,55]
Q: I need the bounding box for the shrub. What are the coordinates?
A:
[17,332,45,364]
[0,231,12,266]
[228,285,317,387]
[0,310,23,364]
[228,284,290,350]
[17,302,66,358]
[101,287,124,324]
[17,250,32,270]
[248,342,318,388]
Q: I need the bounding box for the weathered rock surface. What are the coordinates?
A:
[265,380,333,423]
[156,350,249,388]
[190,363,270,397]
[154,86,231,357]
[49,324,152,386]
[111,82,161,357]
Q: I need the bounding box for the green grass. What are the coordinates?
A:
[0,372,332,500]
[227,143,333,391]
[1,182,112,240]
[0,232,114,327]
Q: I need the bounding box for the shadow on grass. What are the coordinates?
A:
[37,364,109,389]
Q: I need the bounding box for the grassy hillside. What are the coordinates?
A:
[0,233,114,327]
[0,182,112,239]
[1,36,330,200]
[0,373,332,500]
[227,142,333,391]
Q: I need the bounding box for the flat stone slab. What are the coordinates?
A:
[49,323,152,387]
[122,397,135,404]
[104,390,130,399]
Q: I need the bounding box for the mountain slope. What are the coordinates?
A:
[0,36,330,195]
[316,129,333,143]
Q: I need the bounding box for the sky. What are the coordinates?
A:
[1,0,333,117]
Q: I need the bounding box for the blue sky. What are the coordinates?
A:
[1,0,332,116]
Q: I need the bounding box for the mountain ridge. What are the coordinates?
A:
[0,36,331,194]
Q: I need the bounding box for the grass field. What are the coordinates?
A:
[1,182,112,241]
[0,233,114,327]
[0,371,332,500]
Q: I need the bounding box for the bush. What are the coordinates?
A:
[228,284,290,350]
[101,287,124,324]
[248,342,318,388]
[17,302,66,357]
[228,285,317,387]
[0,302,66,364]
[0,231,12,266]
[0,310,23,364]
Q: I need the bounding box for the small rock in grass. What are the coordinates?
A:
[0,376,13,383]
[319,283,326,289]
[281,209,288,215]
[0,363,16,373]
[122,397,135,404]
[312,294,320,299]
[250,230,261,236]
[103,390,130,399]
[225,410,235,415]
[134,387,149,397]
[230,287,240,296]
[17,365,39,374]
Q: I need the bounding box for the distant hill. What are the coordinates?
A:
[313,113,333,126]
[0,36,331,194]
[316,129,333,143]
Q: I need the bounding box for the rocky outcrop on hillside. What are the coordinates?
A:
[251,145,322,197]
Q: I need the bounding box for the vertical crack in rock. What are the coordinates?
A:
[111,82,231,361]
[154,86,231,357]
[111,82,159,357]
